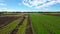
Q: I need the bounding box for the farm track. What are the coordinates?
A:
[0,16,20,29]
[10,16,25,34]
[25,14,33,34]
[40,22,55,34]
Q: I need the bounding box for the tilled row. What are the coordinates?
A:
[10,16,25,34]
[0,17,20,29]
[0,14,33,34]
[25,14,33,34]
[10,14,33,34]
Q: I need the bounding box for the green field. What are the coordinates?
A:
[30,13,60,34]
[0,13,60,34]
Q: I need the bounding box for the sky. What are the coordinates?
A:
[0,0,60,12]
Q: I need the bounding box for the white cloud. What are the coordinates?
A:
[0,8,7,10]
[23,1,32,7]
[23,0,60,8]
[57,0,60,3]
[0,9,26,12]
[36,1,57,8]
[23,0,47,7]
[0,0,7,6]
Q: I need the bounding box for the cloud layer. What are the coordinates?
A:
[0,0,7,10]
[0,0,7,6]
[23,0,60,8]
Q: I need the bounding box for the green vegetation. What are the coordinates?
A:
[30,14,60,34]
[17,18,27,34]
[0,12,60,34]
[30,14,49,34]
[0,18,20,34]
[4,13,24,17]
[38,14,60,34]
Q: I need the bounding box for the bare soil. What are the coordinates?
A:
[25,14,33,34]
[0,16,19,29]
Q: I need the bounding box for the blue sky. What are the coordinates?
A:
[0,0,60,12]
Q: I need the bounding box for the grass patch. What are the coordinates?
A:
[0,18,21,34]
[17,18,27,34]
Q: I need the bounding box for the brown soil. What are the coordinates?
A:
[25,14,33,34]
[0,14,5,16]
[10,16,25,34]
[0,16,19,29]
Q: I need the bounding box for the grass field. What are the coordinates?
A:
[30,13,60,34]
[0,12,60,34]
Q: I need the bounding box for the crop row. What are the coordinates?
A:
[30,14,60,34]
[0,14,33,34]
[0,17,21,34]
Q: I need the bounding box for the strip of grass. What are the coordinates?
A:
[16,18,27,34]
[2,13,24,17]
[39,14,60,34]
[0,18,21,34]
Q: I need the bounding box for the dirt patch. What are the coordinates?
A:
[0,16,19,29]
[0,14,5,16]
[10,16,25,34]
[25,14,33,34]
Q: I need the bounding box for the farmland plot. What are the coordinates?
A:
[0,16,19,28]
[43,13,60,16]
[30,14,49,34]
[1,13,60,34]
[11,16,26,34]
[25,14,33,34]
[0,17,21,34]
[0,13,33,34]
[30,13,60,34]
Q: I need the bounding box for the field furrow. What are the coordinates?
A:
[25,14,33,34]
[0,17,21,34]
[0,16,19,29]
[0,13,60,34]
[10,16,25,34]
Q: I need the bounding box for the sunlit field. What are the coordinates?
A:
[0,12,60,34]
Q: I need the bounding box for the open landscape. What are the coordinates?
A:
[0,12,60,34]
